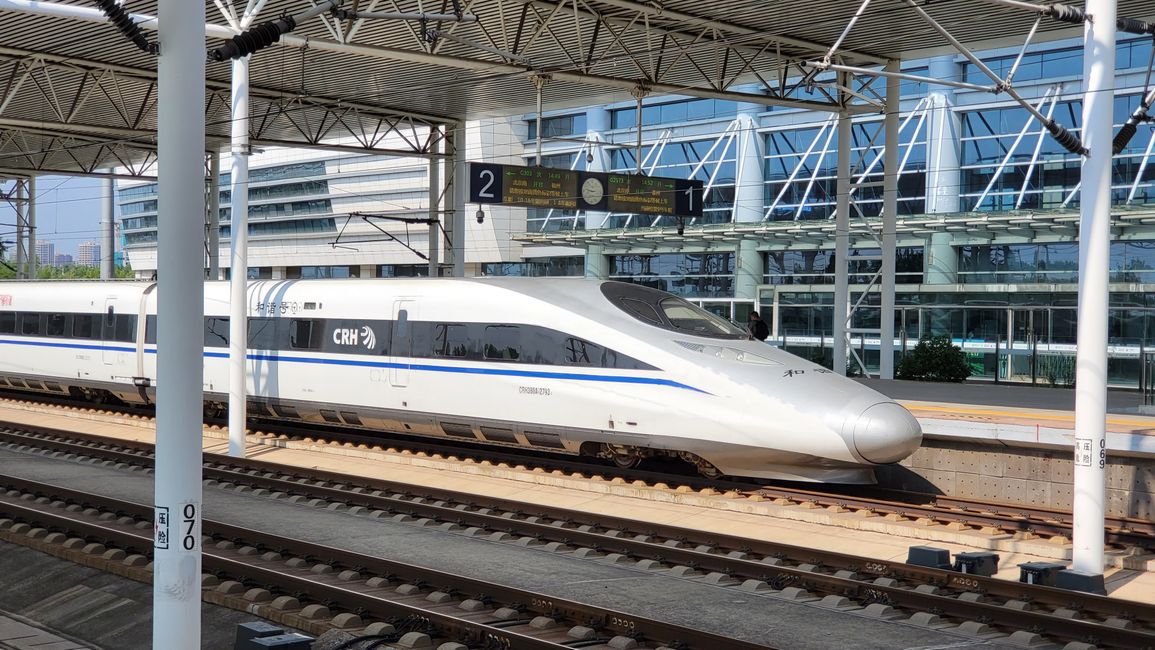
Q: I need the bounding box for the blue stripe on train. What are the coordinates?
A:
[0,338,707,394]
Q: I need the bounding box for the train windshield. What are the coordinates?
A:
[600,281,748,339]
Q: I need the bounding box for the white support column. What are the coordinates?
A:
[585,243,609,279]
[427,126,440,277]
[733,94,765,224]
[450,123,466,277]
[101,176,115,279]
[208,152,221,280]
[834,84,851,376]
[27,178,36,278]
[925,56,961,216]
[154,0,205,647]
[880,60,899,380]
[1072,0,1115,579]
[228,56,251,458]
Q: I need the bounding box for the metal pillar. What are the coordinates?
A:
[926,232,958,285]
[427,126,440,276]
[450,123,466,277]
[101,177,115,279]
[14,180,25,278]
[880,60,899,380]
[228,56,251,459]
[834,78,852,376]
[208,152,221,280]
[26,177,35,278]
[154,0,205,647]
[1072,0,1115,578]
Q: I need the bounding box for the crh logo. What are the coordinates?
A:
[332,325,376,349]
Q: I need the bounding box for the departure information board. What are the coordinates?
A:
[468,162,704,217]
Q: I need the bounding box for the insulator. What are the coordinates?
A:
[94,0,157,55]
[1045,120,1085,155]
[1113,106,1151,154]
[208,17,297,62]
[1117,17,1155,36]
[1044,4,1086,25]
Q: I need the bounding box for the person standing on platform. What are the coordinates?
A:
[748,311,769,341]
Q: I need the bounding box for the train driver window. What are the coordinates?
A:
[0,312,14,334]
[434,324,468,358]
[45,313,66,337]
[483,325,521,361]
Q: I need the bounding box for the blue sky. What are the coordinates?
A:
[8,176,107,258]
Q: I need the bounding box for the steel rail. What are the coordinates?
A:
[0,477,774,650]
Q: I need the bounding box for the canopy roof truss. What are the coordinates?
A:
[0,0,1151,178]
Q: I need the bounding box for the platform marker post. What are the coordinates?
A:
[1072,0,1115,578]
[154,0,205,646]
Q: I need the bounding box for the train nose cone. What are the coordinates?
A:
[852,402,923,464]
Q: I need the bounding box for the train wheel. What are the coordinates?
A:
[601,444,642,469]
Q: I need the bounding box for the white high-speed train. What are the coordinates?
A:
[0,278,921,482]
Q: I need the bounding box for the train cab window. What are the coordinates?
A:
[20,313,41,336]
[433,324,469,358]
[289,319,321,350]
[483,325,520,361]
[45,313,67,337]
[204,317,229,348]
[0,312,14,334]
[73,314,95,339]
[601,281,746,340]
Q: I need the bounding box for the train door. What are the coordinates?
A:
[101,298,116,365]
[390,300,415,387]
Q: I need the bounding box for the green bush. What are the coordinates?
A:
[896,335,972,382]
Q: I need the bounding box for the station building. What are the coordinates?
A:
[117,35,1155,388]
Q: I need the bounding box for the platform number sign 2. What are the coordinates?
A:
[469,162,504,204]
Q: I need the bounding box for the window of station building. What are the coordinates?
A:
[765,248,923,285]
[526,207,584,233]
[526,113,587,140]
[609,253,735,299]
[122,216,157,231]
[480,257,583,277]
[285,265,359,279]
[376,265,429,278]
[483,325,520,360]
[249,199,332,219]
[246,160,327,184]
[610,99,738,129]
[122,200,158,215]
[124,231,158,245]
[117,183,158,200]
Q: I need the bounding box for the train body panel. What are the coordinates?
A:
[0,278,922,482]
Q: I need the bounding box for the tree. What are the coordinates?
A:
[896,335,972,383]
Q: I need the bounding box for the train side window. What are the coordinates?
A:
[45,313,67,337]
[204,317,229,348]
[73,314,95,339]
[20,313,41,336]
[433,324,469,358]
[145,315,157,344]
[483,325,520,361]
[564,338,593,365]
[113,315,136,342]
[0,312,14,334]
[105,306,115,328]
[289,319,320,350]
[248,317,277,349]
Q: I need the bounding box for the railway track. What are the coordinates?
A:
[2,392,1153,550]
[0,421,1154,648]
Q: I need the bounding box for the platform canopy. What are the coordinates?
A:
[0,0,1153,176]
